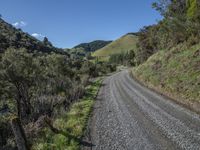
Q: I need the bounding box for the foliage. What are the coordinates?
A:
[135,0,200,65]
[32,79,102,150]
[67,40,112,59]
[43,37,53,47]
[109,50,136,66]
[153,0,187,17]
[133,0,200,113]
[0,46,113,149]
[74,40,112,52]
[133,43,200,111]
[0,18,65,54]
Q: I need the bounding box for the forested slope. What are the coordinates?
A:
[67,40,112,58]
[0,18,64,54]
[74,40,112,52]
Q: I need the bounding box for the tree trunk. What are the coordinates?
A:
[10,117,29,150]
[16,97,22,120]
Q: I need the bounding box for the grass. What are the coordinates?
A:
[32,79,102,150]
[92,34,138,60]
[132,43,200,112]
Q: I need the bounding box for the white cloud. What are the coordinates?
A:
[12,21,27,28]
[31,33,45,39]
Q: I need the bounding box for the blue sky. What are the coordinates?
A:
[0,0,161,48]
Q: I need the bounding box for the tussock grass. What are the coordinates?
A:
[32,79,102,150]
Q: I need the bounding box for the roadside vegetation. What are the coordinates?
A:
[133,43,200,112]
[0,47,113,150]
[32,79,102,150]
[0,18,115,149]
[132,0,200,112]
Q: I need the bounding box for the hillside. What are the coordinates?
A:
[74,40,112,52]
[0,18,65,54]
[92,34,138,58]
[67,40,112,58]
[133,43,200,113]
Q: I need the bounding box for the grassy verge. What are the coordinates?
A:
[32,79,102,150]
[132,43,200,113]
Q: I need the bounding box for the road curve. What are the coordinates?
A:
[83,70,200,150]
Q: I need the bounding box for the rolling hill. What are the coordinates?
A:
[92,33,138,58]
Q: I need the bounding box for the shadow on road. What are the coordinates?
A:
[80,140,95,147]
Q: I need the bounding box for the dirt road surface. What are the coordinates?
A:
[83,70,200,150]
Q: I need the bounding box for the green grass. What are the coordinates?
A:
[92,34,138,60]
[132,43,200,111]
[32,79,102,150]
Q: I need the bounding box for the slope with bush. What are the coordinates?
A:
[0,18,64,54]
[133,43,200,112]
[132,0,200,112]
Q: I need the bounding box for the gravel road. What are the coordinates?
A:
[83,70,200,150]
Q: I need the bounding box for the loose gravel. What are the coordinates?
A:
[82,70,200,150]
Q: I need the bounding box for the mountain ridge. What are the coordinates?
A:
[73,40,112,52]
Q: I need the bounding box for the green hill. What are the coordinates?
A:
[66,40,112,58]
[74,40,112,52]
[132,43,200,113]
[92,34,138,58]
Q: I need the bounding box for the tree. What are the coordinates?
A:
[43,37,52,47]
[10,117,30,150]
[152,0,187,18]
[0,48,36,119]
[187,0,200,20]
[128,50,136,66]
[152,0,171,16]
